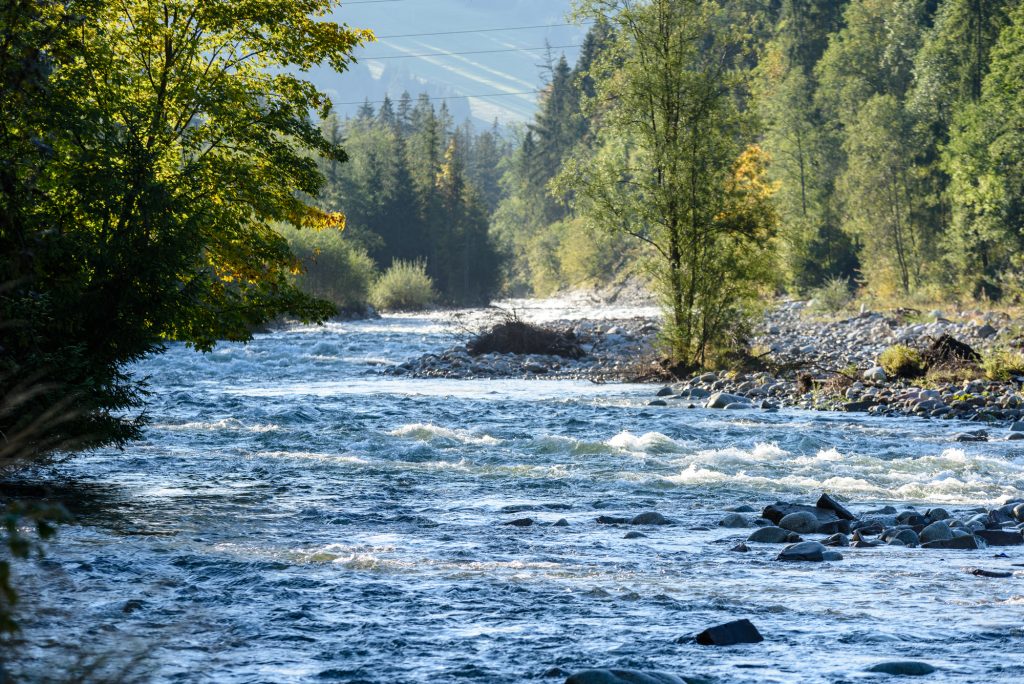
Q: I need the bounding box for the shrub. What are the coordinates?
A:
[878,344,924,379]
[982,350,1024,381]
[370,260,437,311]
[808,276,854,314]
[467,313,584,358]
[278,225,377,313]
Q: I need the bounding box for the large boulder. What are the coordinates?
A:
[779,511,819,534]
[705,392,751,409]
[922,535,986,550]
[919,521,953,544]
[975,529,1024,546]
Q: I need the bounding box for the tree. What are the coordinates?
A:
[944,2,1024,299]
[839,95,934,296]
[559,0,777,368]
[0,0,370,459]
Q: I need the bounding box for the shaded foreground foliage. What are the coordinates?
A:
[0,0,368,461]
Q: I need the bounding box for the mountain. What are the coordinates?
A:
[309,0,581,127]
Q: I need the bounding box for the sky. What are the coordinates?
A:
[308,0,582,127]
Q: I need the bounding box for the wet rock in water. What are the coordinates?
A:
[730,543,750,553]
[505,518,534,527]
[777,541,830,562]
[656,386,674,397]
[1008,433,1024,441]
[1011,421,1024,433]
[597,516,630,525]
[564,669,696,684]
[624,531,647,539]
[816,492,856,521]
[888,529,920,547]
[762,502,841,528]
[922,535,986,550]
[823,533,849,547]
[779,511,819,534]
[553,518,570,527]
[866,661,937,676]
[705,392,751,409]
[969,568,1013,578]
[866,506,898,515]
[748,526,798,543]
[953,430,988,443]
[1014,503,1024,521]
[975,529,1024,546]
[630,511,671,526]
[719,513,749,528]
[648,399,668,407]
[690,618,764,646]
[925,508,951,522]
[725,504,756,513]
[919,521,954,544]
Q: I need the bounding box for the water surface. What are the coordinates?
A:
[9,310,1024,683]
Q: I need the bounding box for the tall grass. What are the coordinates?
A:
[370,260,437,311]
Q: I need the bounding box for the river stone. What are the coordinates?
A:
[954,430,988,443]
[975,529,1024,546]
[553,518,570,527]
[889,529,920,547]
[725,504,756,513]
[864,366,887,382]
[922,535,986,550]
[705,392,750,409]
[630,512,671,526]
[970,568,1013,578]
[919,521,953,544]
[1007,432,1024,441]
[823,533,849,547]
[779,511,819,534]
[926,508,951,522]
[624,531,647,539]
[866,661,936,676]
[648,399,668,407]
[1011,421,1024,432]
[719,513,749,528]
[776,541,828,562]
[691,618,764,646]
[762,502,841,527]
[817,492,856,520]
[1014,503,1024,521]
[656,386,674,397]
[564,669,692,684]
[730,543,750,553]
[505,518,533,527]
[747,526,795,543]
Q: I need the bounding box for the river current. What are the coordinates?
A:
[8,304,1024,683]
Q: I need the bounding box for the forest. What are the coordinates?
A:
[310,0,1024,314]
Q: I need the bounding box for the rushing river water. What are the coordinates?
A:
[7,305,1024,683]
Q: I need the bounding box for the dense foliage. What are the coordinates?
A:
[0,0,368,460]
[313,97,503,306]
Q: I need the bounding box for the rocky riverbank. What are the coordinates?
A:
[385,295,1024,430]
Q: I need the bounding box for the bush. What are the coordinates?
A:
[878,344,924,379]
[370,260,437,311]
[809,276,854,314]
[982,350,1024,381]
[278,225,377,313]
[467,314,584,358]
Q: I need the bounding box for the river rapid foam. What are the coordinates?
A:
[7,309,1024,682]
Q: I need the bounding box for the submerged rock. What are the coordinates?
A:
[969,568,1013,578]
[504,518,534,527]
[623,531,647,539]
[865,661,936,676]
[565,670,700,684]
[919,521,953,544]
[718,513,749,528]
[816,492,856,521]
[747,526,799,543]
[596,516,630,525]
[705,392,750,409]
[777,541,831,562]
[630,512,671,525]
[730,542,750,553]
[921,535,986,550]
[690,618,764,646]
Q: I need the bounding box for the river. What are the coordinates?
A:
[7,304,1024,683]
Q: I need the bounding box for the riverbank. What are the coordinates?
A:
[389,294,1024,432]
